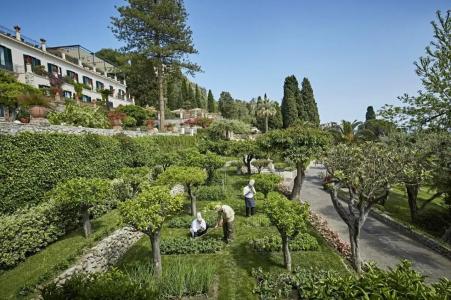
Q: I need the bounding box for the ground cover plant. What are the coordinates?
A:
[250,233,319,252]
[160,237,223,255]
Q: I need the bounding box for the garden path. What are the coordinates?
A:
[286,165,451,281]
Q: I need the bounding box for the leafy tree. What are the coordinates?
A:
[175,149,224,183]
[331,120,362,144]
[111,0,201,132]
[264,192,309,271]
[116,105,149,126]
[229,140,262,175]
[259,126,331,199]
[299,78,320,126]
[116,167,151,196]
[119,185,184,276]
[252,174,282,197]
[207,89,215,113]
[218,91,235,119]
[380,11,450,130]
[251,159,271,174]
[256,95,277,133]
[206,119,250,140]
[281,75,299,128]
[157,166,207,216]
[365,106,376,121]
[152,151,177,172]
[50,178,113,238]
[357,119,397,142]
[324,143,399,273]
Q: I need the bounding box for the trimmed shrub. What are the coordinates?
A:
[250,233,319,252]
[197,185,227,201]
[242,214,271,227]
[252,174,282,197]
[123,116,137,128]
[116,105,149,126]
[48,102,109,128]
[160,237,223,255]
[251,159,271,173]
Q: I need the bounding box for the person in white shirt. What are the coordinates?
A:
[190,212,208,238]
[243,179,257,217]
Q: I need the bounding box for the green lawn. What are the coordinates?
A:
[118,169,350,299]
[375,185,449,239]
[0,210,122,300]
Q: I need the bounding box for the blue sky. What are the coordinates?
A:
[1,0,448,122]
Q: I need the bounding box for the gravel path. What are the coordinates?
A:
[288,165,451,281]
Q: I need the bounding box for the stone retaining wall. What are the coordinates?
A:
[0,122,179,137]
[54,227,143,285]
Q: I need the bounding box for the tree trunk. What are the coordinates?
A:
[150,230,162,277]
[442,225,451,243]
[245,155,253,175]
[265,116,269,133]
[82,208,91,238]
[281,234,291,272]
[406,183,419,222]
[348,225,361,274]
[158,65,165,132]
[290,163,305,200]
[188,185,197,216]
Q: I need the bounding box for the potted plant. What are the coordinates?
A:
[108,111,126,129]
[18,92,51,119]
[16,107,30,123]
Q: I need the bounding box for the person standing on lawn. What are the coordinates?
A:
[190,212,208,238]
[243,179,257,217]
[214,204,235,243]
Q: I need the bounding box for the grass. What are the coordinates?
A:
[118,168,350,299]
[375,185,450,239]
[0,210,122,300]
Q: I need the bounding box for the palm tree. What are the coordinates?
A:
[257,95,277,133]
[333,120,362,143]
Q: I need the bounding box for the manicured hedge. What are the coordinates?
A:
[161,237,223,255]
[250,233,319,252]
[0,133,195,214]
[197,185,227,201]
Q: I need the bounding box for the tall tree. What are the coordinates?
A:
[256,95,277,133]
[218,91,235,119]
[207,89,215,112]
[365,106,376,121]
[380,11,450,130]
[281,75,299,128]
[299,78,320,126]
[111,0,201,131]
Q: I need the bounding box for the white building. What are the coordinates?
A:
[0,25,133,119]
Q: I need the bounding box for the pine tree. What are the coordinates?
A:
[300,78,320,126]
[111,0,200,131]
[207,89,215,112]
[281,75,299,128]
[365,106,376,121]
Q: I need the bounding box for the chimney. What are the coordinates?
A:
[40,38,47,51]
[14,25,21,41]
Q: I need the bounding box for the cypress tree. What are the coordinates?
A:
[194,84,201,108]
[207,89,215,112]
[281,75,299,128]
[365,106,376,121]
[300,77,320,126]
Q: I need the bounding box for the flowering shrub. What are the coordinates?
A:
[250,233,319,252]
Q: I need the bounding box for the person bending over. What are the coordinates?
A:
[190,212,208,238]
[214,204,235,243]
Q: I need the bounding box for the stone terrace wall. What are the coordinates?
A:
[0,122,179,137]
[54,227,143,285]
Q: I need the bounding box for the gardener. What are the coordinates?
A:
[214,204,235,243]
[190,212,208,238]
[243,179,257,217]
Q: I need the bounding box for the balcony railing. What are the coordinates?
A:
[0,25,40,48]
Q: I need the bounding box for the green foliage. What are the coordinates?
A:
[357,119,397,141]
[365,106,376,121]
[273,161,295,171]
[158,166,207,190]
[48,102,110,128]
[117,105,149,126]
[299,77,320,126]
[250,233,319,252]
[116,167,152,195]
[197,185,227,201]
[123,115,137,128]
[281,75,299,128]
[241,214,271,227]
[160,237,223,255]
[206,119,250,140]
[253,261,451,300]
[252,174,282,197]
[175,149,225,183]
[119,185,184,234]
[207,89,215,112]
[251,159,271,173]
[265,192,309,239]
[0,69,40,108]
[17,92,51,108]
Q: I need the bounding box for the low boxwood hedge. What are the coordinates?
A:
[160,237,223,255]
[250,233,319,252]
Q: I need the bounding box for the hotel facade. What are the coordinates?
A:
[0,25,134,120]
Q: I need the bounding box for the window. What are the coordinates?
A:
[96,81,104,91]
[118,89,126,100]
[63,90,72,98]
[0,45,13,71]
[82,76,93,90]
[23,55,41,71]
[47,63,61,75]
[66,70,78,82]
[82,95,92,102]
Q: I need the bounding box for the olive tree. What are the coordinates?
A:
[324,142,399,273]
[50,178,113,238]
[259,126,331,199]
[252,174,282,198]
[157,166,207,216]
[264,192,309,271]
[119,185,184,276]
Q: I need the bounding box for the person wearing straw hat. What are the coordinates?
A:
[190,212,208,238]
[243,179,257,217]
[214,204,235,243]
